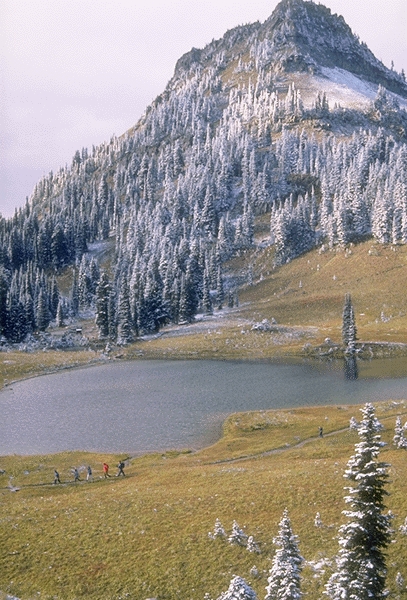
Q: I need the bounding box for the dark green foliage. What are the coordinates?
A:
[141,272,168,334]
[51,223,68,271]
[70,269,79,317]
[342,293,357,348]
[117,276,133,344]
[36,288,50,332]
[6,295,27,342]
[216,266,224,310]
[202,268,213,315]
[95,272,111,338]
[0,267,8,335]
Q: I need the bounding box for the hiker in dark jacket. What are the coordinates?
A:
[116,461,125,476]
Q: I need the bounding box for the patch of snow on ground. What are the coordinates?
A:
[317,67,377,107]
[318,67,407,109]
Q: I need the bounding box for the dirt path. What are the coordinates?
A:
[207,426,351,465]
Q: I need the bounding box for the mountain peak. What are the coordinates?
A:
[261,0,407,95]
[173,0,406,98]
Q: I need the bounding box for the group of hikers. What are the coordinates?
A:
[53,460,126,484]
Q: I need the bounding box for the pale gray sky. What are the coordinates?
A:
[1,0,406,218]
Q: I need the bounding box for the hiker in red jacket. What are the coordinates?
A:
[103,462,111,478]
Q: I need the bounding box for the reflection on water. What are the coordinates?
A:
[344,355,359,380]
[1,357,407,455]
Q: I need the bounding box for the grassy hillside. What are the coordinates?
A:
[239,239,407,338]
[1,401,407,599]
[106,238,407,357]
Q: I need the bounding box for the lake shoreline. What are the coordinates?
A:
[3,355,407,457]
[3,337,407,393]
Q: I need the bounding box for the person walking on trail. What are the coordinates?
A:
[86,465,93,482]
[103,462,111,478]
[319,426,324,438]
[72,467,80,482]
[54,469,61,484]
[116,460,125,477]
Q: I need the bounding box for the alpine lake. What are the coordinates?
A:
[2,356,407,456]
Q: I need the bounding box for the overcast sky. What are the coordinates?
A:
[1,0,406,218]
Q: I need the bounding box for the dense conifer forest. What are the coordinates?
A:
[1,0,406,345]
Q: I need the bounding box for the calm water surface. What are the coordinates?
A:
[1,358,407,455]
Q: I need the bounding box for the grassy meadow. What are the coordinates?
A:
[2,401,407,599]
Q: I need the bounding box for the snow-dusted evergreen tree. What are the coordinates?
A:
[56,298,65,327]
[247,535,261,554]
[216,575,258,600]
[0,267,8,336]
[228,520,248,546]
[393,416,407,449]
[342,293,357,349]
[107,288,117,340]
[399,517,407,535]
[202,265,213,315]
[265,508,303,600]
[70,268,79,317]
[116,275,133,344]
[95,271,111,338]
[395,571,405,590]
[208,518,227,540]
[325,403,391,600]
[216,265,224,310]
[36,288,50,332]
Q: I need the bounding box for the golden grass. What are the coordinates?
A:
[2,239,407,595]
[237,240,407,337]
[1,400,407,599]
[0,349,102,390]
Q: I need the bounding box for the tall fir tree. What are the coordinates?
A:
[0,267,9,336]
[342,293,357,349]
[325,403,391,600]
[216,266,224,310]
[95,271,111,338]
[116,275,133,344]
[202,266,213,315]
[107,289,117,340]
[56,298,65,327]
[36,288,50,332]
[265,508,303,600]
[70,269,79,317]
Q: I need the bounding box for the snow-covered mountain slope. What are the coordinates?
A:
[1,0,407,345]
[289,67,407,111]
[171,0,407,103]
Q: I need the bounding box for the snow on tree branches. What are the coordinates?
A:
[393,416,407,449]
[325,403,392,600]
[216,575,258,600]
[265,508,303,600]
